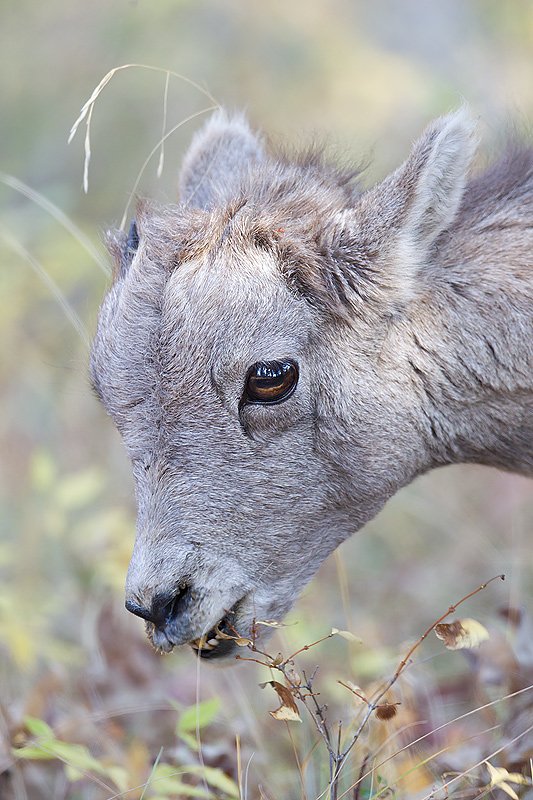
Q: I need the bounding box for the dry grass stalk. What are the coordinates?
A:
[233,574,506,800]
[67,63,220,193]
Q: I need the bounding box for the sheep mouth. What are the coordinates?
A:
[189,605,248,661]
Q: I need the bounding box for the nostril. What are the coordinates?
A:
[160,585,191,625]
[125,586,192,629]
[163,594,179,624]
[125,599,154,622]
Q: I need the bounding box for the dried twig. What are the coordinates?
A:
[239,574,505,799]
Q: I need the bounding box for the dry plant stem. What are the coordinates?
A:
[139,746,163,800]
[241,574,504,799]
[331,722,343,800]
[333,574,506,797]
[340,576,505,761]
[235,734,242,800]
[0,172,109,274]
[119,104,218,230]
[387,574,505,688]
[353,753,370,800]
[244,630,339,776]
[242,638,338,782]
[0,226,90,347]
[279,664,336,777]
[235,654,272,667]
[337,682,368,705]
[369,723,502,800]
[285,722,308,800]
[342,682,533,800]
[283,633,335,665]
[156,71,171,179]
[302,669,332,751]
[237,631,336,760]
[68,63,220,193]
[416,722,533,800]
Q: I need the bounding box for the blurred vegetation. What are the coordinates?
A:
[1,1,532,798]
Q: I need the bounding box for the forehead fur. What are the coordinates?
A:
[108,150,362,321]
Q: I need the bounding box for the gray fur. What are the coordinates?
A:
[91,109,533,658]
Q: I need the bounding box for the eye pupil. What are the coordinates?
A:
[244,360,298,405]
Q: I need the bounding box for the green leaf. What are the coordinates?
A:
[13,735,105,782]
[51,740,105,778]
[188,765,240,798]
[150,765,213,798]
[24,716,54,739]
[13,717,56,760]
[177,729,200,752]
[12,746,56,761]
[106,766,131,793]
[177,698,220,735]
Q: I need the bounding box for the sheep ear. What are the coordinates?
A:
[397,106,478,249]
[178,109,264,208]
[327,108,478,309]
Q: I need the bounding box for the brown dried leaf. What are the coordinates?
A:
[434,618,489,650]
[331,627,362,644]
[213,627,252,646]
[260,680,301,722]
[254,620,287,628]
[214,627,235,640]
[485,761,530,800]
[375,703,399,721]
[270,705,302,722]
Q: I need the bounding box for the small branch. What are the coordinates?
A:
[301,669,332,751]
[338,681,368,705]
[338,574,505,766]
[353,753,370,800]
[330,721,344,800]
[238,574,505,800]
[390,574,505,685]
[283,633,335,665]
[235,655,272,667]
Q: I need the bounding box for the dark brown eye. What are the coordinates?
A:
[244,360,299,405]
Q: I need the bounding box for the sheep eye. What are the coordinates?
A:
[244,360,299,405]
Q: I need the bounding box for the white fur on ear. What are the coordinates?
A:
[404,106,478,248]
[179,108,264,208]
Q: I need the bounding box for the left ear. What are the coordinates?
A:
[327,108,478,308]
[178,108,264,209]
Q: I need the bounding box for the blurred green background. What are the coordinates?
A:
[1,2,532,798]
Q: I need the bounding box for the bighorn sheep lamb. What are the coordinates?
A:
[91,108,532,660]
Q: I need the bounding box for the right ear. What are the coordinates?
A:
[179,109,264,208]
[329,108,478,309]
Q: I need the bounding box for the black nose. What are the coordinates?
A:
[125,586,191,629]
